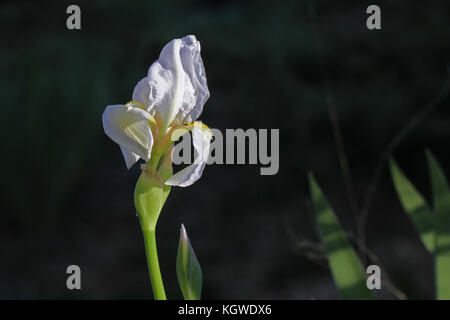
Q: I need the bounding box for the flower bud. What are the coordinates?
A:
[176,224,202,300]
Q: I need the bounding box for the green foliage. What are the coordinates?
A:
[426,151,450,299]
[177,224,203,300]
[389,158,434,252]
[390,151,450,300]
[308,173,372,300]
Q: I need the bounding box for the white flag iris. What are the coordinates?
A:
[102,35,211,187]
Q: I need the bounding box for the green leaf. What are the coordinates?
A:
[308,173,372,300]
[426,150,450,300]
[176,224,203,300]
[389,158,434,253]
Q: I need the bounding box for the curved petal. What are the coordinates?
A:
[165,126,211,187]
[120,146,140,169]
[147,59,179,125]
[133,35,209,128]
[178,35,210,123]
[102,104,154,166]
[132,77,151,108]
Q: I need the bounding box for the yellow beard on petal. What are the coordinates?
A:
[185,121,211,131]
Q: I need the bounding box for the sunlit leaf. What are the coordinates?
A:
[308,173,372,300]
[176,224,203,300]
[426,150,450,300]
[389,158,434,253]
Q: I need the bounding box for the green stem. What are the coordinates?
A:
[142,228,167,300]
[148,152,162,170]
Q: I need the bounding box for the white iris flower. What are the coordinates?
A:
[102,35,212,187]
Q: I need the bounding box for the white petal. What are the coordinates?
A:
[178,35,210,123]
[102,104,154,166]
[147,60,178,123]
[165,127,211,187]
[132,77,151,108]
[120,146,140,169]
[134,35,209,127]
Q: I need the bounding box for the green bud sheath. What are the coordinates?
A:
[134,165,165,231]
[176,224,203,300]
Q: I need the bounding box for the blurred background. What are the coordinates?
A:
[1,0,450,299]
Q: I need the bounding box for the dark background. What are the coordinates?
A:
[1,0,450,299]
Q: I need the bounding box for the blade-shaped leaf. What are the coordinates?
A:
[426,150,450,300]
[176,224,203,300]
[389,158,434,253]
[308,173,372,300]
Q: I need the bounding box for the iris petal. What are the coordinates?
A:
[120,146,141,169]
[102,104,154,168]
[131,35,210,130]
[165,126,211,187]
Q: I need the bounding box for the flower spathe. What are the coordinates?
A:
[102,35,211,187]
